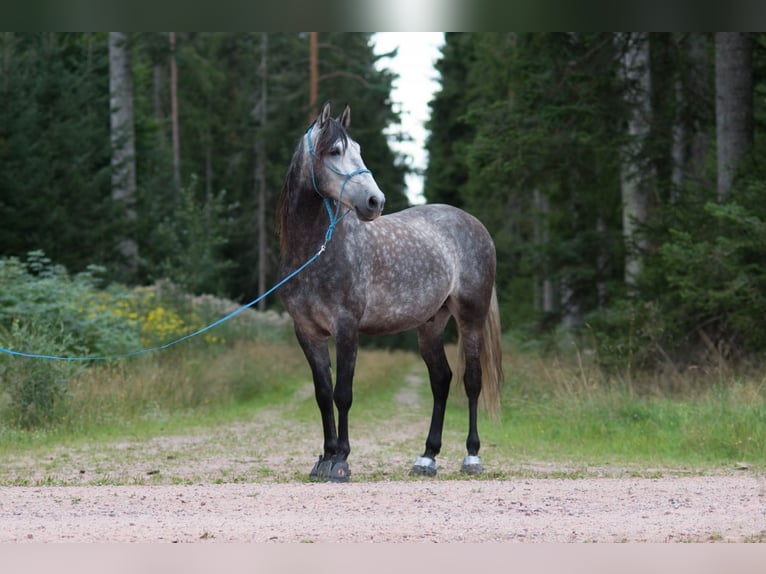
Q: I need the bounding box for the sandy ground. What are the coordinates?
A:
[1,475,764,542]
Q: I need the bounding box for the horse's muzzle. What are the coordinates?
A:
[356,191,385,221]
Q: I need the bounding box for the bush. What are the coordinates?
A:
[589,180,766,371]
[0,251,295,427]
[0,251,142,357]
[0,321,82,428]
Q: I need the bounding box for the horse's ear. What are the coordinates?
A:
[340,104,351,130]
[319,101,332,128]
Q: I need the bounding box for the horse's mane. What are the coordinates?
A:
[277,117,350,254]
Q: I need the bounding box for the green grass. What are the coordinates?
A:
[0,337,765,484]
[476,388,766,469]
[471,347,766,473]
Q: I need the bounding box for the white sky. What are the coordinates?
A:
[372,33,445,205]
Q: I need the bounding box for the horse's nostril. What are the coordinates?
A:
[368,196,380,210]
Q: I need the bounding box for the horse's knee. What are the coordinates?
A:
[333,386,353,412]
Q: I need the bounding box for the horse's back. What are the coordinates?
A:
[357,204,495,334]
[387,203,496,280]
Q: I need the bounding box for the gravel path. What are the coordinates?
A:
[1,475,764,542]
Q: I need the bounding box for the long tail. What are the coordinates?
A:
[457,286,504,420]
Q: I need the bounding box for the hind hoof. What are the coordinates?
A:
[461,455,483,475]
[409,456,437,477]
[309,457,351,482]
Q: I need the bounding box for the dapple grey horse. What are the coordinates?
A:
[278,102,502,481]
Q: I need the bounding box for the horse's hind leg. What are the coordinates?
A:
[456,316,485,474]
[410,308,452,477]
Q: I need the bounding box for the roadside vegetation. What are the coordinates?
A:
[0,253,764,483]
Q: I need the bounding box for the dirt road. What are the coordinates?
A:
[1,474,764,542]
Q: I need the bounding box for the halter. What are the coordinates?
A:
[305,124,372,244]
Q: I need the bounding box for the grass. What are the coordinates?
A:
[477,346,766,472]
[0,336,765,484]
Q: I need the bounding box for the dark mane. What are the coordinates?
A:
[277,135,305,253]
[277,118,350,253]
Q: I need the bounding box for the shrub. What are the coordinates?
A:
[0,321,82,428]
[0,251,295,427]
[589,180,766,371]
[0,251,143,357]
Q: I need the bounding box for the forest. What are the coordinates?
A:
[1,32,765,374]
[426,33,766,370]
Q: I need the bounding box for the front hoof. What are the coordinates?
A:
[409,456,437,477]
[329,460,350,482]
[461,455,483,475]
[309,457,351,483]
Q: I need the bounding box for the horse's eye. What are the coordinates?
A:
[330,146,342,157]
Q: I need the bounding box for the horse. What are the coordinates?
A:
[277,101,503,482]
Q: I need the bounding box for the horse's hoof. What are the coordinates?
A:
[309,457,350,482]
[461,455,483,475]
[409,456,437,477]
[328,461,350,482]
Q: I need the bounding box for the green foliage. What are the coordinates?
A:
[424,33,477,207]
[0,252,295,427]
[0,33,114,273]
[426,33,626,333]
[0,321,81,428]
[660,196,766,351]
[589,177,766,369]
[426,32,766,369]
[485,345,766,467]
[0,251,141,357]
[150,179,235,294]
[0,33,406,308]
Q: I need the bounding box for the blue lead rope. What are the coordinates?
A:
[0,249,322,362]
[0,126,371,362]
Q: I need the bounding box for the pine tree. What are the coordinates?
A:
[109,31,139,279]
[715,32,753,201]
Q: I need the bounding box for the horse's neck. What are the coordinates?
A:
[282,187,334,260]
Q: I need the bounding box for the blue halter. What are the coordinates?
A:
[305,125,372,243]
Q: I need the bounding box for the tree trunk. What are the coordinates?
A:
[618,32,653,287]
[109,32,138,278]
[152,63,167,149]
[715,32,753,202]
[309,32,318,120]
[686,34,712,187]
[532,189,555,315]
[255,33,269,310]
[169,31,181,192]
[672,33,712,201]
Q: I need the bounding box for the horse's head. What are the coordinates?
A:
[305,102,385,221]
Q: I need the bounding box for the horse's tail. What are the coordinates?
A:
[457,286,504,420]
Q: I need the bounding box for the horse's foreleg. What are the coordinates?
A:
[332,321,358,480]
[294,328,346,481]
